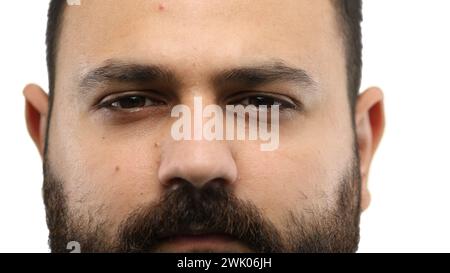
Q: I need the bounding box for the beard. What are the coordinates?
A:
[43,151,361,253]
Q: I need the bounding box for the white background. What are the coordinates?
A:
[0,0,449,253]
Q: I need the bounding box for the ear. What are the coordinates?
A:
[355,87,385,211]
[23,84,49,159]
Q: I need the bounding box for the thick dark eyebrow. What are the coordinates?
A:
[79,59,316,94]
[79,60,176,91]
[213,61,317,89]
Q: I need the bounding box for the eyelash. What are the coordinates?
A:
[97,92,167,112]
[97,92,299,112]
[227,92,298,110]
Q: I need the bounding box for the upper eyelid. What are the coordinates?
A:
[96,91,166,106]
[226,91,300,108]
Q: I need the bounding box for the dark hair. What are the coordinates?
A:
[45,0,362,110]
[333,0,363,113]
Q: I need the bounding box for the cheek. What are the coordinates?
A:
[234,143,332,226]
[49,114,162,230]
[233,111,354,226]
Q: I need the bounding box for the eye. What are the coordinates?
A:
[99,94,166,111]
[231,94,297,110]
[111,96,151,109]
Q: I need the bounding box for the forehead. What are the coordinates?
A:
[56,0,343,86]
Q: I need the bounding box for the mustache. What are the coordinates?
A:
[115,181,284,252]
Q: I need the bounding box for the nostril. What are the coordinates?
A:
[203,179,228,191]
[165,177,189,192]
[202,178,229,192]
[165,177,229,193]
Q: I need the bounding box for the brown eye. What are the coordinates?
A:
[105,95,165,110]
[111,96,147,109]
[236,95,296,109]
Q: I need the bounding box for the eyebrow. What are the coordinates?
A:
[79,59,316,92]
[79,60,176,91]
[213,61,317,88]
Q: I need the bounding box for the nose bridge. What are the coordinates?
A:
[158,138,238,189]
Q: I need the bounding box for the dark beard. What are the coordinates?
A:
[43,154,361,253]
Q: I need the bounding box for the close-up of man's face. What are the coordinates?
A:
[23,0,385,253]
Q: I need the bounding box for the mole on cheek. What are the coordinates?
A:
[158,3,166,11]
[115,166,120,172]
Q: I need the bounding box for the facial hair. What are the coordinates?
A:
[43,152,361,253]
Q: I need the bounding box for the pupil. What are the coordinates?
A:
[120,96,145,108]
[250,96,274,107]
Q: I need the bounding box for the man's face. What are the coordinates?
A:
[44,0,361,252]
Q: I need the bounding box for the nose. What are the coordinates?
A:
[158,139,238,190]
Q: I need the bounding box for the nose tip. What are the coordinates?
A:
[158,140,238,190]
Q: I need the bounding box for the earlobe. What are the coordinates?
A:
[23,84,49,158]
[355,87,385,211]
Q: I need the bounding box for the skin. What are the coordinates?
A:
[24,0,384,252]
